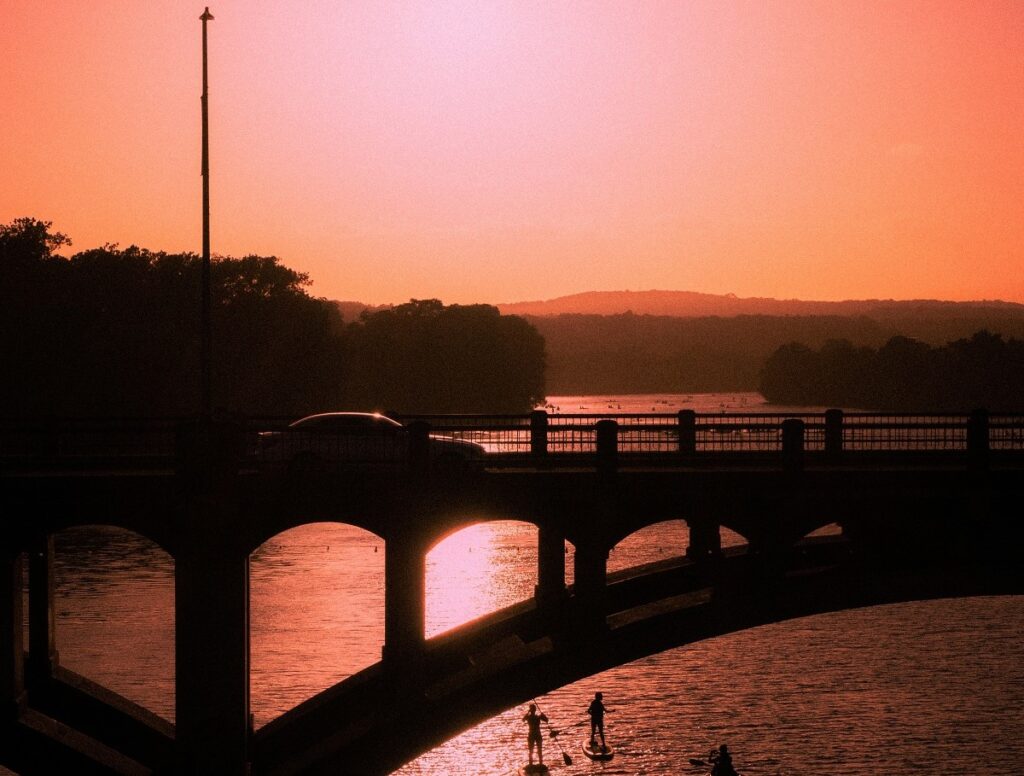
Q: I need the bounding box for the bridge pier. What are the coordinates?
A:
[0,547,26,720]
[383,531,426,665]
[573,539,608,634]
[745,506,793,590]
[27,535,59,688]
[686,518,722,561]
[174,421,250,776]
[176,548,251,775]
[535,525,567,619]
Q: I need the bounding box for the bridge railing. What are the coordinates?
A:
[390,414,535,455]
[841,413,970,450]
[3,410,1023,469]
[991,414,1024,451]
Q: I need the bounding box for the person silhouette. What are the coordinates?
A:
[710,743,738,776]
[587,691,607,750]
[522,703,548,768]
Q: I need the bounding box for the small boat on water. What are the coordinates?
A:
[581,741,615,761]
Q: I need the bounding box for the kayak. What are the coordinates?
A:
[581,741,615,761]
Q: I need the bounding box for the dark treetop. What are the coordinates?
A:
[759,331,1024,411]
[0,218,544,418]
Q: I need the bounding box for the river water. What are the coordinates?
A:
[38,393,1024,775]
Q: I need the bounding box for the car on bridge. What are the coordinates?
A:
[255,412,486,472]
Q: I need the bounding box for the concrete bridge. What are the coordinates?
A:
[0,410,1022,774]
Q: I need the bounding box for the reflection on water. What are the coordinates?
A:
[396,597,1024,776]
[40,393,1024,774]
[250,523,385,726]
[52,527,175,717]
[427,523,539,638]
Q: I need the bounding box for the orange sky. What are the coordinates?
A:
[2,1,1022,305]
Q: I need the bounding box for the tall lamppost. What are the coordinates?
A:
[200,7,214,419]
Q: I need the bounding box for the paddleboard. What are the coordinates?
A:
[518,764,550,776]
[581,741,615,761]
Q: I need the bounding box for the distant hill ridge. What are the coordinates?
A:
[494,290,1024,318]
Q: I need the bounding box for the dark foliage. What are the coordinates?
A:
[1,219,544,417]
[344,299,545,414]
[759,332,1024,410]
[530,313,892,393]
[1,218,348,417]
[528,312,1024,395]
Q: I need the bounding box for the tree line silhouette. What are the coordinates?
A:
[0,218,545,417]
[526,311,1024,396]
[759,332,1024,410]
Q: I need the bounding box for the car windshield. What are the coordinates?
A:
[290,413,403,431]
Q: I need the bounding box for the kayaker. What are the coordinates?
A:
[587,691,608,750]
[522,703,548,766]
[710,743,738,776]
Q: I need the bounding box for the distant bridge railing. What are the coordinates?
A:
[395,409,1018,468]
[1,410,1022,470]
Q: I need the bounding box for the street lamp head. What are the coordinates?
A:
[200,7,214,21]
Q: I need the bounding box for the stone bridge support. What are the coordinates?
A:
[573,538,609,633]
[174,422,250,776]
[535,524,566,618]
[27,535,59,688]
[0,547,25,720]
[686,517,722,561]
[383,530,427,666]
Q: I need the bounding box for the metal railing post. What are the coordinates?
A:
[782,418,805,472]
[824,409,844,462]
[967,408,989,471]
[595,419,618,475]
[530,410,548,463]
[407,421,431,475]
[677,410,696,457]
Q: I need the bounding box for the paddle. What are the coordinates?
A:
[689,757,707,767]
[533,699,572,766]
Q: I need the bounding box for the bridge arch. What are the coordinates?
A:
[243,506,386,558]
[607,518,688,573]
[13,511,175,559]
[37,524,176,720]
[425,519,548,639]
[249,521,385,729]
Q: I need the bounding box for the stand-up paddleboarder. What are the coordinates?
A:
[587,692,608,750]
[522,703,549,768]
